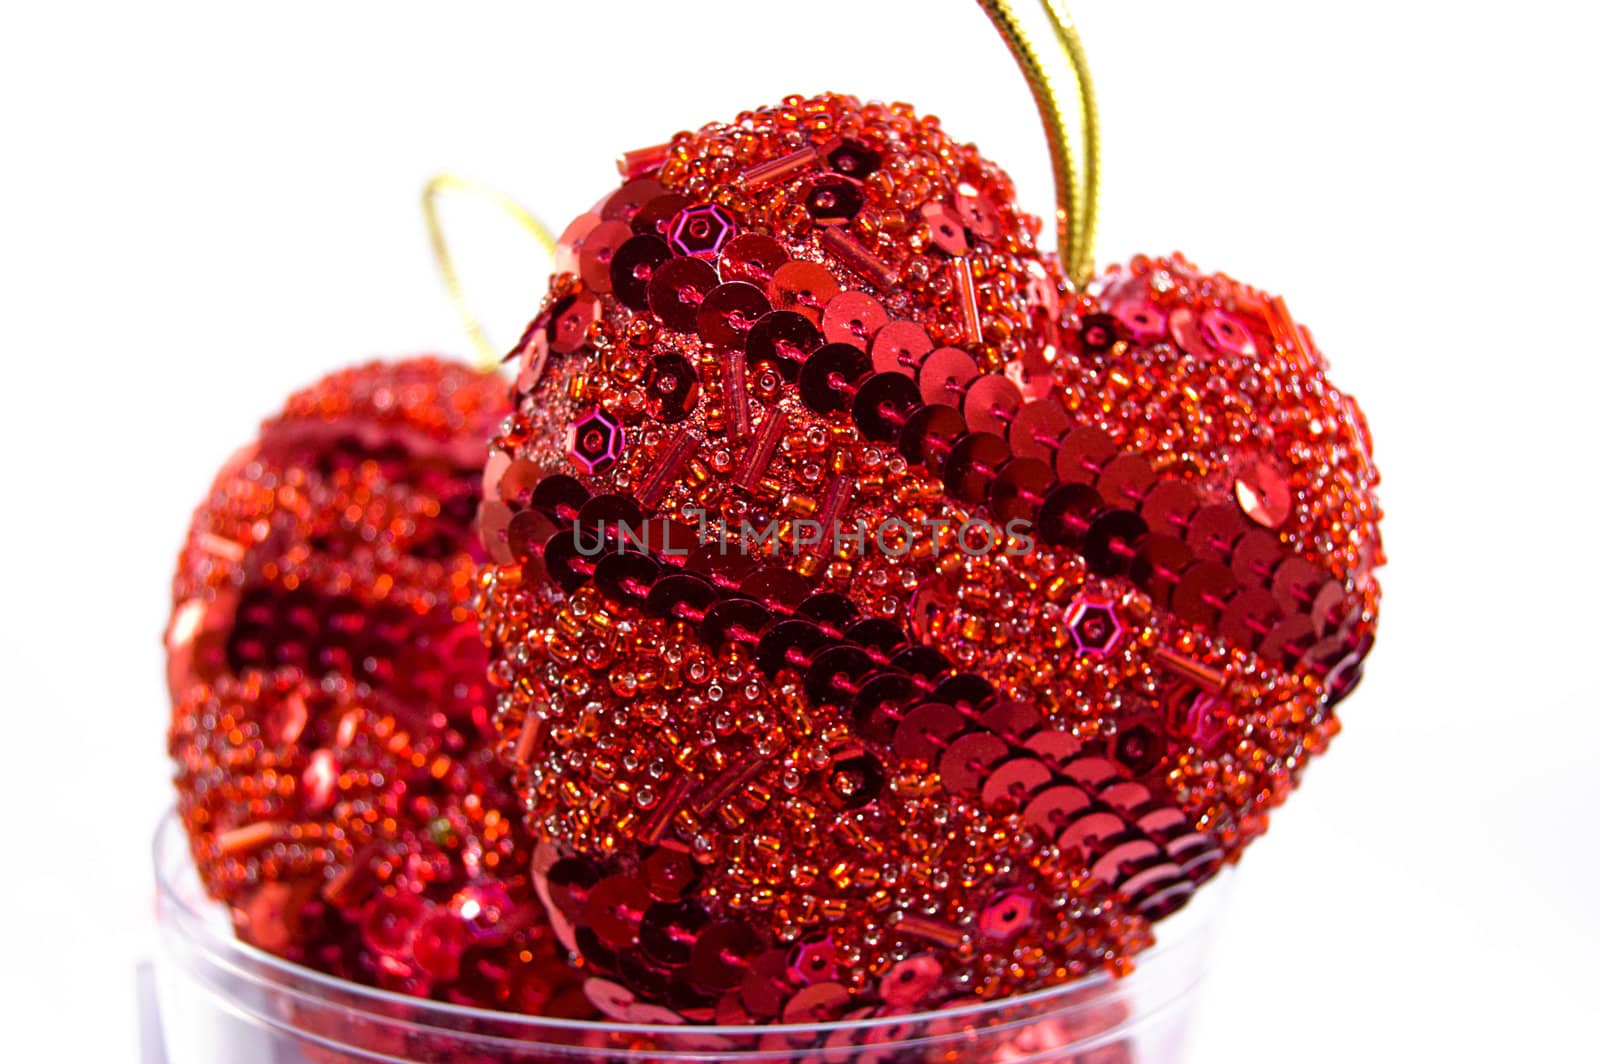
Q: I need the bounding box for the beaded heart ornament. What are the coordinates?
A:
[475,8,1380,1024]
[166,357,589,1014]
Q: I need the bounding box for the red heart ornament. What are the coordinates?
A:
[480,94,1380,1023]
[166,357,590,1015]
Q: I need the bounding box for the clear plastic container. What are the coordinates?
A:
[153,811,1227,1062]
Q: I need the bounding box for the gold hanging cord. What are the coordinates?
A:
[421,174,558,370]
[976,0,1100,289]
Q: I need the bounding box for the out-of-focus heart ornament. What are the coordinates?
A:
[166,357,589,1014]
[477,91,1382,1024]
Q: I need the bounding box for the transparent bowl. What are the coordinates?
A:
[153,811,1228,1062]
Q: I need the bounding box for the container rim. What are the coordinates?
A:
[154,808,1219,1040]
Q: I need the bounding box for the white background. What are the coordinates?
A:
[3,1,1597,1059]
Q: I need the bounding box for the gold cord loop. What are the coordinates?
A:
[421,174,557,371]
[976,0,1100,289]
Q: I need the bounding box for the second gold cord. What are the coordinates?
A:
[422,174,558,372]
[426,0,1100,362]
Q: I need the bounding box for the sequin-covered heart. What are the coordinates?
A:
[481,93,1380,1024]
[166,357,589,1015]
